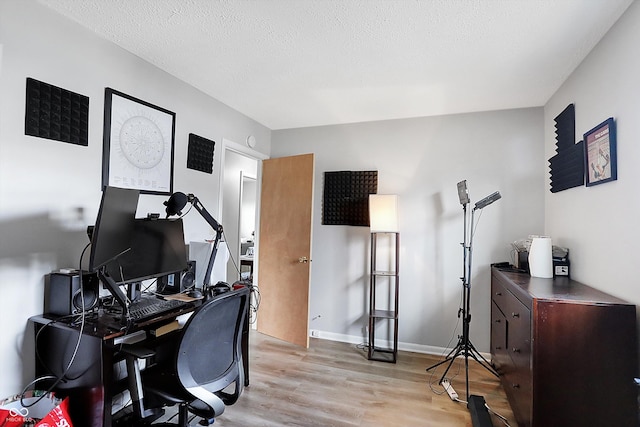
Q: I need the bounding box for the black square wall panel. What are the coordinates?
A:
[25,78,89,146]
[187,133,215,174]
[323,170,377,226]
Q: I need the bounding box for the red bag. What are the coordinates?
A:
[35,397,73,427]
[0,408,27,427]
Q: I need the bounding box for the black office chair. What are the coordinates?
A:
[123,286,250,426]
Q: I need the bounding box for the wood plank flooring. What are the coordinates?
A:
[164,331,517,426]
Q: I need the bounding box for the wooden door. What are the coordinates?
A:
[257,153,314,348]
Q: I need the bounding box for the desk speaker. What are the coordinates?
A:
[44,271,99,316]
[158,260,196,295]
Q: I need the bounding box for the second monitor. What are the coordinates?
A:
[104,218,188,285]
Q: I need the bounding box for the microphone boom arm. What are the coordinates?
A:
[188,194,223,289]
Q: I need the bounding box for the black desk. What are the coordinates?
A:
[30,298,249,426]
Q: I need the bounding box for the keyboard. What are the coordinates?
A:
[127,295,190,323]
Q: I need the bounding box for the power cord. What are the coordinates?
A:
[426,286,464,395]
[221,229,261,324]
[485,402,512,427]
[22,243,92,408]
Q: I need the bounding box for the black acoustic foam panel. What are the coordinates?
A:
[548,104,584,192]
[187,133,215,174]
[323,170,378,226]
[25,78,89,146]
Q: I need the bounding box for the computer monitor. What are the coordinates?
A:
[89,186,188,315]
[89,186,140,272]
[104,218,188,284]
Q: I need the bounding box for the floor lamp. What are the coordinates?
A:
[368,194,400,362]
[426,181,501,401]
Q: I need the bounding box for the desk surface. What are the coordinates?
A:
[32,297,199,342]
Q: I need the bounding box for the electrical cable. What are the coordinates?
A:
[355,342,369,352]
[247,284,260,324]
[220,228,261,323]
[470,208,484,241]
[142,278,158,293]
[223,229,242,278]
[165,203,262,324]
[485,402,512,427]
[22,243,92,408]
[427,286,464,395]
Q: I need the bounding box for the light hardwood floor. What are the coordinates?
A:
[164,330,517,426]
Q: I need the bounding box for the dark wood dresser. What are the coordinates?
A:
[491,266,638,427]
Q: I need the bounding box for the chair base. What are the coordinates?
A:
[113,405,164,426]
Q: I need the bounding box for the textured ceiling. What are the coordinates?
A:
[39,0,633,130]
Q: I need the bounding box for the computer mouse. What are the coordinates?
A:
[187,289,203,299]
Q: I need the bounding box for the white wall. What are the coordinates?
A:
[272,108,544,353]
[544,1,640,307]
[0,0,270,398]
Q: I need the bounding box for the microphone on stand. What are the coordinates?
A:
[164,192,189,217]
[163,191,223,289]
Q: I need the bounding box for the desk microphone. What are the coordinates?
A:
[164,192,189,217]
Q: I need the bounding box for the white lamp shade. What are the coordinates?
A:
[369,194,399,232]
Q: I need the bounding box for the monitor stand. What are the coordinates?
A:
[98,268,130,323]
[127,282,142,303]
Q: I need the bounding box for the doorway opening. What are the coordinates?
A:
[221,139,266,285]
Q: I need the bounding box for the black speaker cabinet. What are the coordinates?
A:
[158,260,196,295]
[44,271,99,316]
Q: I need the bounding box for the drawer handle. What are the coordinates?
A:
[512,383,520,389]
[495,346,502,350]
[494,319,501,323]
[512,347,520,353]
[511,312,520,318]
[495,292,502,296]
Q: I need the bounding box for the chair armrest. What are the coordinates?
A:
[121,344,156,359]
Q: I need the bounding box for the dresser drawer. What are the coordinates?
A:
[503,369,532,427]
[503,291,531,370]
[491,274,510,313]
[490,301,508,373]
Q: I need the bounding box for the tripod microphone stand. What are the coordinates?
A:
[426,182,500,401]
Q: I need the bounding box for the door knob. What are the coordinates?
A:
[298,257,309,263]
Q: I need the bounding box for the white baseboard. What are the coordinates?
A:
[308,330,492,360]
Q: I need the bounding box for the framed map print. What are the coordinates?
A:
[102,88,175,194]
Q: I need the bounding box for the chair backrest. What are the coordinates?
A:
[176,286,249,409]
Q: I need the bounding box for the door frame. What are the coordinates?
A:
[220,138,268,287]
